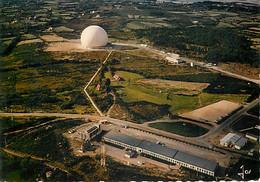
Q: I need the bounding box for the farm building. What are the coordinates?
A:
[81,25,108,49]
[246,133,258,141]
[104,132,218,176]
[165,56,184,64]
[220,133,248,150]
[96,84,101,90]
[113,74,121,81]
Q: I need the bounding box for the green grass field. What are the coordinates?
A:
[105,70,250,115]
[199,93,249,106]
[4,170,24,182]
[106,71,168,104]
[126,20,170,30]
[149,122,208,137]
[54,26,74,32]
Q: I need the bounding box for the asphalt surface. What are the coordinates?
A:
[201,98,260,139]
[1,42,259,163]
[1,96,258,148]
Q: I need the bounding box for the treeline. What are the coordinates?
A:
[0,35,21,56]
[135,27,258,65]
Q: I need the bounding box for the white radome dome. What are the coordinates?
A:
[81,25,108,49]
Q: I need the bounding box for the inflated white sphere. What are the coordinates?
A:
[81,25,108,49]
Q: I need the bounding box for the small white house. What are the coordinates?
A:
[166,56,182,64]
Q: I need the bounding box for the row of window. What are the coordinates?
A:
[104,138,215,176]
[137,149,215,176]
[89,129,99,138]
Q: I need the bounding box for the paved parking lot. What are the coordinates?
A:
[105,144,178,170]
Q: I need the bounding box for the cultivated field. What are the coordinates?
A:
[17,39,43,45]
[40,34,68,42]
[138,79,209,93]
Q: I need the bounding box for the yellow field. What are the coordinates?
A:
[137,79,209,92]
[249,27,260,31]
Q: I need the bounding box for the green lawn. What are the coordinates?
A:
[54,26,74,32]
[149,122,208,137]
[106,71,168,104]
[170,95,198,114]
[199,93,249,106]
[123,84,168,104]
[5,170,24,182]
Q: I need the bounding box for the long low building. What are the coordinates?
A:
[104,132,218,176]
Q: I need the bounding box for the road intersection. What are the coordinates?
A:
[1,42,259,177]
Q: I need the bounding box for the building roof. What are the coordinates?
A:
[87,126,98,133]
[235,137,248,147]
[81,25,108,49]
[138,140,177,158]
[246,132,258,139]
[174,151,218,172]
[104,131,218,172]
[220,133,241,144]
[113,74,120,80]
[104,132,142,147]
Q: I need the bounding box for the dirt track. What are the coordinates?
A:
[181,100,241,124]
[138,79,209,92]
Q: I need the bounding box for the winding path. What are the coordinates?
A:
[83,51,113,116]
[107,92,116,117]
[2,42,259,177]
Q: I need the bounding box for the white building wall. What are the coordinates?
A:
[103,137,216,176]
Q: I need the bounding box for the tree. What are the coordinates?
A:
[105,78,111,93]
